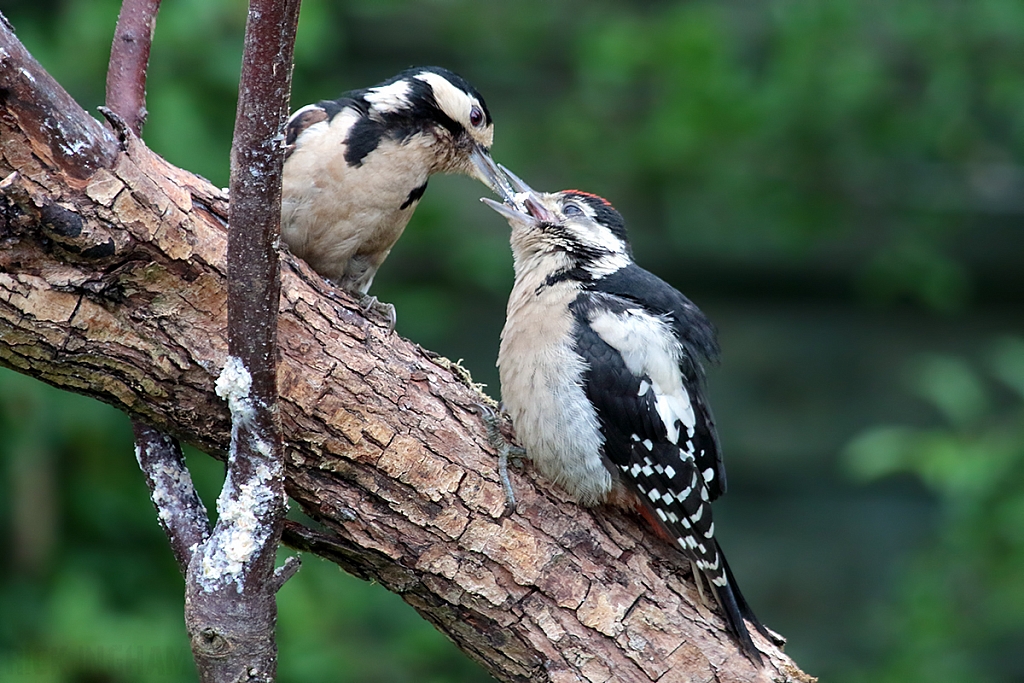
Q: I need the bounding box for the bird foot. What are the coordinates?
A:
[359,294,397,334]
[476,403,525,516]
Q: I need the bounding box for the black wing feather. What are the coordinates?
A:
[585,268,727,500]
[571,294,664,467]
[570,293,719,539]
[570,290,767,662]
[592,263,719,365]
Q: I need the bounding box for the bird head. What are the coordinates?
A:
[482,166,633,275]
[364,67,512,197]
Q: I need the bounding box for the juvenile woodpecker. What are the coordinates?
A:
[482,170,778,664]
[282,66,510,325]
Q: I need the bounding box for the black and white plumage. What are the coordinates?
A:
[482,172,778,664]
[281,66,509,318]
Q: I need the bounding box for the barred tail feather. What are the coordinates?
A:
[630,494,775,663]
[719,549,785,648]
[711,574,762,665]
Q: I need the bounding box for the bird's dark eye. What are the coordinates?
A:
[563,203,583,217]
[469,105,484,127]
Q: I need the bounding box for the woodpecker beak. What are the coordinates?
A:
[521,195,556,223]
[480,165,556,225]
[496,164,556,223]
[481,197,529,224]
[498,163,533,197]
[469,144,517,202]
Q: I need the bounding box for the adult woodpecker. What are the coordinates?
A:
[282,66,510,326]
[482,169,780,664]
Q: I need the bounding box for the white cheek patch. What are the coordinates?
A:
[567,220,625,257]
[567,220,630,277]
[364,80,412,113]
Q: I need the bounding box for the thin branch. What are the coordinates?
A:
[207,0,301,599]
[271,556,302,592]
[103,0,206,589]
[133,422,210,573]
[227,0,298,402]
[105,0,161,136]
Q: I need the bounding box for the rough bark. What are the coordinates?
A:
[0,17,814,683]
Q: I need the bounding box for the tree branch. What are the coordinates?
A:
[0,16,814,683]
[178,1,301,681]
[133,421,210,571]
[105,0,161,136]
[103,0,210,592]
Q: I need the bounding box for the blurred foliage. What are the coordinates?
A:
[845,337,1024,683]
[1,0,1023,680]
[12,0,1024,317]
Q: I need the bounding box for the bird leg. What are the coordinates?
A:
[476,403,526,515]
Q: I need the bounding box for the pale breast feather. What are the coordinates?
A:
[499,279,610,505]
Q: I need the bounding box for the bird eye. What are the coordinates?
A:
[469,105,484,127]
[563,203,583,217]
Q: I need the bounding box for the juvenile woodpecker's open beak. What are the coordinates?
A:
[469,145,517,203]
[495,164,556,222]
[480,164,556,226]
[481,197,528,224]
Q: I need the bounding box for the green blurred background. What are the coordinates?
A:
[2,0,1024,680]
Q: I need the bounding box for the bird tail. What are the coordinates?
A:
[627,494,782,662]
[710,547,784,665]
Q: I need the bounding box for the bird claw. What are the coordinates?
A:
[475,403,525,516]
[359,294,397,334]
[497,447,526,516]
